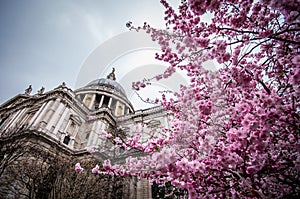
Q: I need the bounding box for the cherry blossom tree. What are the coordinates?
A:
[85,0,300,198]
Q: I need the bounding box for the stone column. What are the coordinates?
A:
[136,178,151,199]
[63,119,72,134]
[6,109,26,129]
[87,122,96,147]
[45,102,65,131]
[92,121,101,146]
[88,94,96,109]
[108,97,112,108]
[69,137,75,148]
[43,99,60,122]
[32,100,53,126]
[72,124,79,138]
[60,132,66,142]
[99,95,104,108]
[29,102,46,126]
[52,107,69,135]
[129,177,137,199]
[96,122,105,146]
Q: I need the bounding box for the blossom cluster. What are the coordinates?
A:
[78,0,299,198]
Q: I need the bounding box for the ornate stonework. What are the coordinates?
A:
[0,72,171,199]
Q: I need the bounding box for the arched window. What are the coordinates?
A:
[63,135,70,145]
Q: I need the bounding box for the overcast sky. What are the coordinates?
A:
[0,0,179,106]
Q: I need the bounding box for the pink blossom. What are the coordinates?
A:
[75,163,84,173]
[113,137,122,145]
[102,160,111,170]
[246,165,258,174]
[92,165,100,174]
[101,130,112,138]
[290,68,300,84]
[82,0,300,197]
[86,148,94,153]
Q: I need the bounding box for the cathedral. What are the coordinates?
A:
[0,68,172,198]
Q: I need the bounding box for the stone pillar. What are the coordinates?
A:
[136,178,151,199]
[97,121,108,146]
[6,109,26,128]
[89,121,98,146]
[99,95,104,108]
[69,137,75,148]
[97,122,104,146]
[73,124,79,137]
[108,97,112,108]
[129,177,137,199]
[32,100,53,126]
[43,99,60,123]
[29,102,46,126]
[45,102,64,131]
[92,121,102,146]
[58,112,70,132]
[89,94,96,109]
[63,119,72,134]
[60,132,66,142]
[87,122,96,147]
[136,180,142,199]
[15,109,28,125]
[53,107,69,135]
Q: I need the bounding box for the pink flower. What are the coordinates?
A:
[113,137,122,144]
[241,113,255,130]
[256,107,265,116]
[92,164,100,174]
[102,130,112,138]
[246,165,258,174]
[86,148,94,153]
[176,158,190,171]
[103,160,112,171]
[290,69,300,84]
[75,163,84,173]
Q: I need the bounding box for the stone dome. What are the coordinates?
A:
[74,68,134,116]
[86,78,127,97]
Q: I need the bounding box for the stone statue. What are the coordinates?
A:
[107,67,116,80]
[37,87,45,95]
[25,85,32,95]
[54,82,66,90]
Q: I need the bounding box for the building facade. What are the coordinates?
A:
[0,69,172,199]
